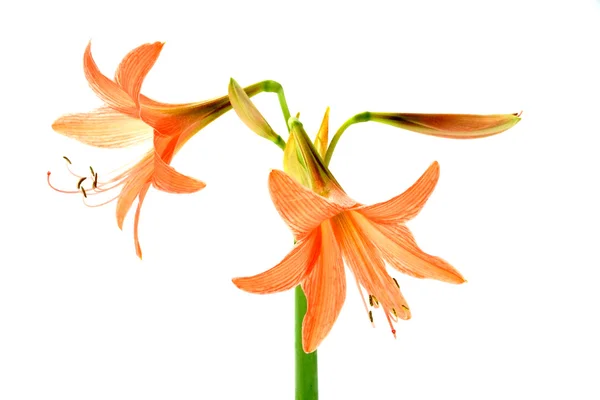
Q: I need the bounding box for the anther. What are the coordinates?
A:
[63,156,72,164]
[401,305,409,311]
[368,310,373,323]
[370,295,379,308]
[89,166,95,175]
[392,308,397,318]
[93,173,98,189]
[77,177,86,189]
[80,187,87,198]
[393,277,400,288]
[368,295,373,307]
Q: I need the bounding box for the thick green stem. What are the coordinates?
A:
[295,286,318,399]
[324,112,371,166]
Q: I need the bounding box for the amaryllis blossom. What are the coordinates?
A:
[233,118,465,353]
[48,42,266,258]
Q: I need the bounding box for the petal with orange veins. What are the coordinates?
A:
[232,229,322,294]
[133,183,151,259]
[357,161,440,224]
[152,149,206,194]
[369,112,521,139]
[115,153,154,230]
[269,170,345,238]
[83,42,136,115]
[358,216,465,284]
[333,212,410,320]
[314,107,330,159]
[52,107,153,148]
[114,42,164,108]
[301,220,346,353]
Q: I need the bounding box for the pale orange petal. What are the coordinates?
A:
[232,230,321,294]
[301,220,346,353]
[114,42,164,108]
[358,161,439,224]
[83,42,136,115]
[333,212,410,320]
[369,112,521,139]
[152,149,205,194]
[52,107,153,148]
[133,183,151,259]
[314,107,329,159]
[115,153,154,230]
[269,170,345,238]
[358,216,465,284]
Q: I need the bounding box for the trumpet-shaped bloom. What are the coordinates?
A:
[233,119,465,353]
[49,42,264,258]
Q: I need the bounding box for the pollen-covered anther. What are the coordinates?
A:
[368,310,374,323]
[368,294,380,308]
[391,308,398,318]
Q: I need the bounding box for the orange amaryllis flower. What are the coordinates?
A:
[233,118,465,353]
[48,42,266,258]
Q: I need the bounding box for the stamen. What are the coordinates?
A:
[392,308,397,318]
[93,173,98,189]
[89,166,95,176]
[369,295,373,307]
[47,171,81,194]
[84,193,120,207]
[77,177,86,189]
[80,187,87,198]
[401,305,409,311]
[368,310,373,323]
[63,156,72,164]
[354,278,374,327]
[393,277,400,288]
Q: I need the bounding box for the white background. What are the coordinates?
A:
[1,0,600,399]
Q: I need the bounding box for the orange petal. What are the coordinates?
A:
[152,149,206,194]
[333,212,410,320]
[301,220,346,353]
[314,107,330,159]
[133,183,151,259]
[83,42,136,115]
[369,112,521,139]
[358,216,465,284]
[114,42,164,108]
[269,170,346,238]
[358,161,439,224]
[115,153,154,230]
[232,229,322,294]
[52,107,153,148]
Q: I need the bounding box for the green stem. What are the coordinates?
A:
[295,286,318,399]
[324,111,371,166]
[260,80,292,133]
